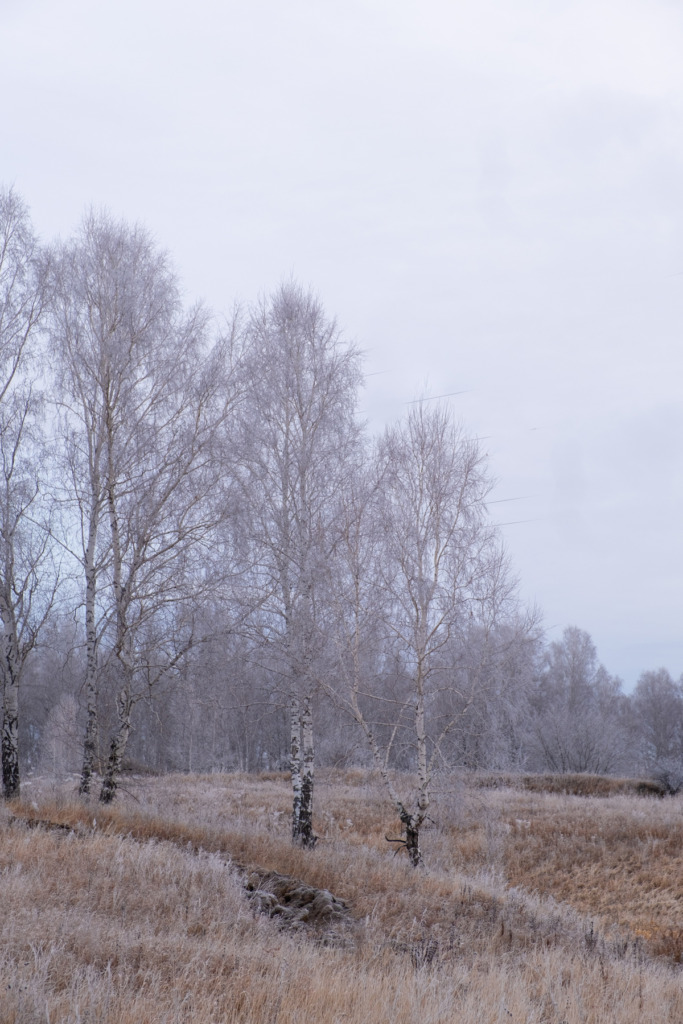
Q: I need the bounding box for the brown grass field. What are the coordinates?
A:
[1,769,683,1022]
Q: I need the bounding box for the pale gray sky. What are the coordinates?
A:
[3,0,683,686]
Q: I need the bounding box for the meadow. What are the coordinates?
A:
[1,770,682,1023]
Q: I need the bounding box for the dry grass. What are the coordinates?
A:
[496,791,683,960]
[2,770,683,1022]
[472,772,667,798]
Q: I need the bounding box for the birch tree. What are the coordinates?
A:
[632,668,683,768]
[332,404,521,865]
[530,626,627,774]
[52,211,238,801]
[0,188,55,799]
[241,283,362,846]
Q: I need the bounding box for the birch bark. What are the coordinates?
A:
[299,694,316,847]
[79,527,101,794]
[290,693,302,839]
[78,428,106,794]
[1,657,19,799]
[99,684,133,803]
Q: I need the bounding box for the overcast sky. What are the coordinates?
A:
[3,0,683,687]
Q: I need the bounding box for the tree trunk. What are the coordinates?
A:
[290,694,302,841]
[1,680,19,800]
[99,687,133,804]
[353,705,425,868]
[1,604,22,800]
[79,524,100,796]
[99,456,131,807]
[297,695,316,848]
[79,681,99,796]
[400,809,422,868]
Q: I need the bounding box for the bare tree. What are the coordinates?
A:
[51,211,239,801]
[630,668,683,787]
[330,404,521,865]
[240,283,363,846]
[530,626,627,774]
[631,668,683,764]
[0,187,55,799]
[430,612,541,771]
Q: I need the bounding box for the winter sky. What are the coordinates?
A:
[3,0,683,687]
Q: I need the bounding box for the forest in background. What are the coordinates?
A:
[2,186,683,844]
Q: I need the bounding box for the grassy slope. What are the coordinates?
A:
[1,770,682,1023]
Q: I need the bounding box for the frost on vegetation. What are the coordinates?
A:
[245,868,353,943]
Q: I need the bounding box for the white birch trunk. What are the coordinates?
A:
[99,685,133,804]
[1,677,19,800]
[298,694,316,847]
[1,594,21,800]
[97,429,133,804]
[348,643,428,866]
[79,520,100,795]
[290,694,302,841]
